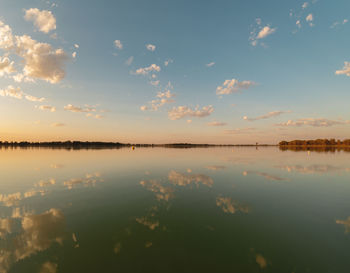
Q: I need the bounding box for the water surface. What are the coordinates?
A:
[1,147,350,273]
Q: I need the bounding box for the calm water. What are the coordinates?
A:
[0,147,350,273]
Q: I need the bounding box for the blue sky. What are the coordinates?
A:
[0,0,349,143]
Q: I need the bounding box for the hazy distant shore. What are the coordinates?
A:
[0,141,276,149]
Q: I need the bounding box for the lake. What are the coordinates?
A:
[1,147,350,273]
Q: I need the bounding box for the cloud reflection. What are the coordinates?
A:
[336,217,350,234]
[216,196,250,214]
[243,171,286,181]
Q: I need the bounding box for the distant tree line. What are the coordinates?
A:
[279,139,350,146]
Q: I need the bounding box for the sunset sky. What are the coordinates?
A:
[0,0,349,144]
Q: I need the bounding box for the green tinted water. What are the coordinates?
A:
[0,147,350,273]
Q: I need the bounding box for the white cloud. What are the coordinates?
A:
[168,105,214,120]
[146,44,156,52]
[302,2,309,9]
[25,95,45,102]
[141,90,175,111]
[306,13,314,26]
[51,122,65,127]
[257,26,276,39]
[164,59,173,66]
[243,111,291,121]
[0,85,46,103]
[275,118,350,127]
[306,13,313,22]
[206,62,215,67]
[64,104,96,113]
[224,127,256,134]
[149,80,160,86]
[134,64,161,75]
[74,44,79,48]
[0,56,16,76]
[0,85,23,99]
[250,19,276,46]
[207,121,227,126]
[0,20,69,83]
[24,8,56,33]
[114,40,123,50]
[125,56,133,66]
[216,79,255,95]
[38,105,56,112]
[72,52,77,58]
[335,61,350,76]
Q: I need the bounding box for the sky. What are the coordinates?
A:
[0,0,349,144]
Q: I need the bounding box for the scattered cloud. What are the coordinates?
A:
[146,44,156,52]
[335,62,350,76]
[330,19,348,28]
[0,56,16,76]
[0,85,23,99]
[250,18,276,47]
[74,44,79,49]
[125,56,133,66]
[275,118,350,127]
[114,40,123,50]
[206,62,215,67]
[243,111,291,121]
[51,122,65,127]
[164,59,173,66]
[302,2,309,9]
[134,64,161,75]
[224,127,256,134]
[0,20,69,83]
[306,13,314,26]
[216,79,255,95]
[141,90,175,111]
[64,172,103,189]
[24,8,56,33]
[37,105,56,112]
[168,105,214,120]
[207,121,227,126]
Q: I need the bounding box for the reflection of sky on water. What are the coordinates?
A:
[0,147,350,272]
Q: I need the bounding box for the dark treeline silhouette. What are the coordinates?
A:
[0,141,275,150]
[279,139,350,146]
[279,139,350,153]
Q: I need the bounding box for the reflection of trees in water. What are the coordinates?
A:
[279,146,350,153]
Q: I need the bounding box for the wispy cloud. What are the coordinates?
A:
[243,111,291,121]
[114,40,123,50]
[330,19,348,29]
[335,62,350,76]
[275,118,350,127]
[164,59,173,66]
[250,18,276,47]
[224,127,256,134]
[125,56,133,66]
[207,121,227,126]
[37,105,56,112]
[168,105,214,120]
[134,64,161,75]
[206,62,215,67]
[216,79,255,95]
[24,8,56,33]
[141,90,175,111]
[146,44,156,52]
[0,85,46,102]
[306,13,314,26]
[51,122,65,127]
